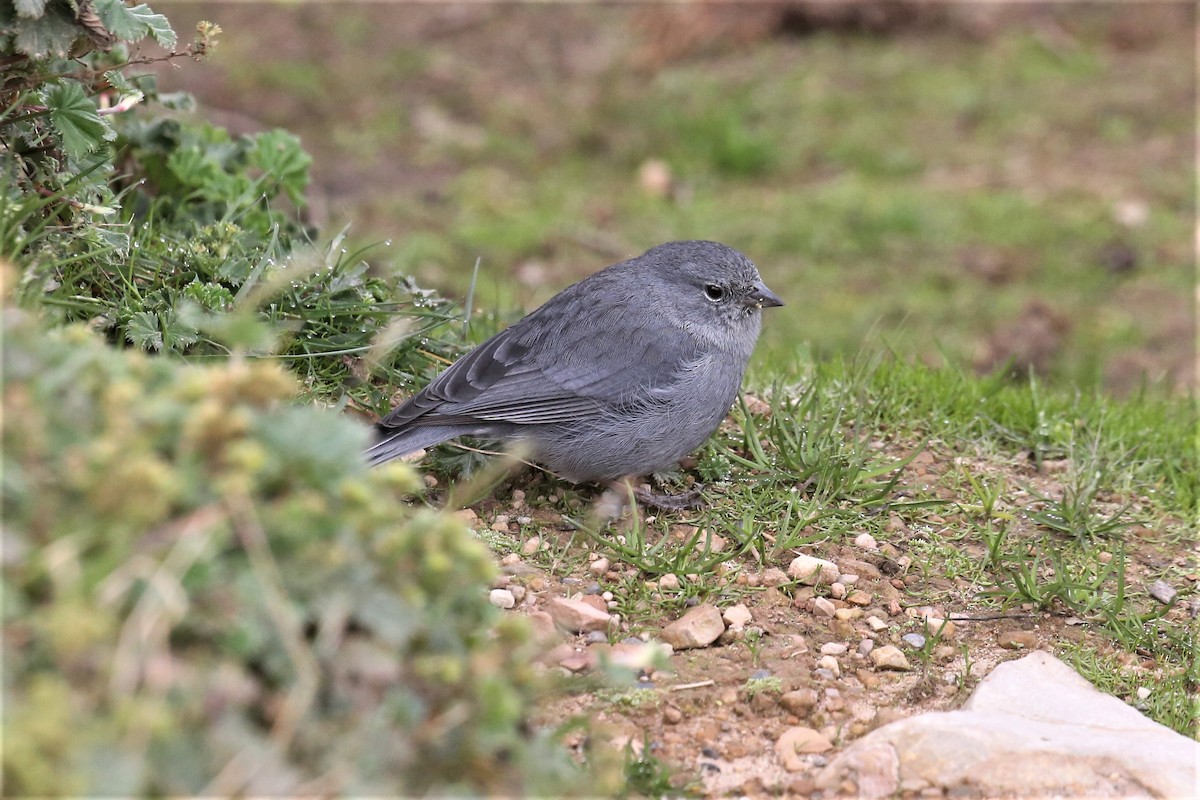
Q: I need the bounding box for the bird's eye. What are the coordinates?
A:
[703,284,725,302]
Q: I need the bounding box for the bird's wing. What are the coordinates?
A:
[377,303,697,431]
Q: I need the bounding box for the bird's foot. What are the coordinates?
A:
[632,483,706,511]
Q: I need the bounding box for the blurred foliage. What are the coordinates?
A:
[2,1,468,413]
[1,311,609,795]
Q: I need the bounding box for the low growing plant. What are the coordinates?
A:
[1,310,608,795]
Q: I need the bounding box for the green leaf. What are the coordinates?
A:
[95,0,175,48]
[126,311,163,351]
[248,130,311,206]
[46,81,112,158]
[160,307,199,350]
[14,0,47,19]
[103,69,136,94]
[12,6,80,57]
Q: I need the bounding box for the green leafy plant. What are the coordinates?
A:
[0,0,205,221]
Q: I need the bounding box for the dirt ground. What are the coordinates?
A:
[462,432,1195,795]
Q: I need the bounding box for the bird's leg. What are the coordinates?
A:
[592,484,631,523]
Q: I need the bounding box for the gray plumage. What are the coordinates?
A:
[366,240,783,481]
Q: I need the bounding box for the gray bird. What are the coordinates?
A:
[366,240,782,495]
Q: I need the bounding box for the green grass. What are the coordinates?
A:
[163,6,1193,394]
[463,351,1196,736]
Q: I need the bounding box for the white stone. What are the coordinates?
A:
[722,603,753,630]
[817,655,841,677]
[488,589,515,609]
[818,651,1200,798]
[788,554,840,585]
[854,532,878,550]
[870,645,910,671]
[660,604,725,650]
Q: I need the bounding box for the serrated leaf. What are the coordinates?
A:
[161,308,199,350]
[103,69,136,94]
[126,311,163,351]
[46,81,111,158]
[248,130,311,206]
[12,7,80,57]
[14,0,47,19]
[95,0,174,48]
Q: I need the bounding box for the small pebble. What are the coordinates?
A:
[998,630,1038,650]
[1148,580,1177,605]
[751,668,772,680]
[901,633,926,649]
[846,589,872,606]
[589,557,610,576]
[817,655,841,677]
[830,582,847,600]
[510,489,525,506]
[866,615,888,632]
[762,567,789,587]
[839,573,860,585]
[723,603,753,630]
[923,617,956,639]
[659,573,681,591]
[857,639,875,657]
[820,642,849,656]
[813,597,837,617]
[854,532,877,550]
[601,591,614,601]
[870,645,911,671]
[501,552,521,566]
[584,582,602,595]
[488,589,515,609]
[509,585,526,602]
[585,630,608,644]
[1136,686,1151,700]
[521,536,540,555]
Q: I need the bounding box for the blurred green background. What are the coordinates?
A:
[152,2,1194,393]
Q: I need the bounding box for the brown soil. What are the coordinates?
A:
[461,433,1196,796]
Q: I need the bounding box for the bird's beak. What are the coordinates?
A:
[744,280,784,309]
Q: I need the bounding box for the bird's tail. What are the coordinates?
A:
[365,425,460,467]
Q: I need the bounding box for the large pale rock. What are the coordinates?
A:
[817,650,1200,798]
[660,604,725,650]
